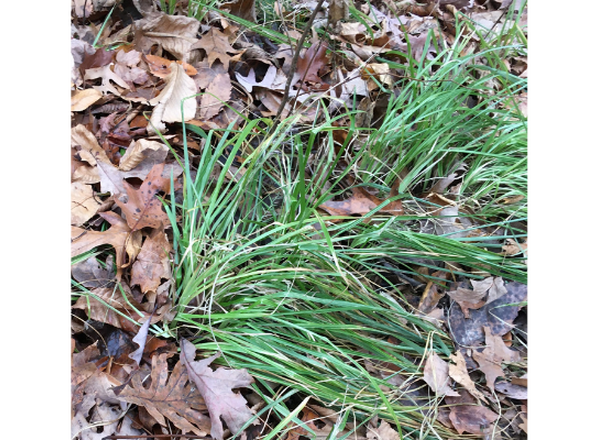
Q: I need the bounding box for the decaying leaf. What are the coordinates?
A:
[71,88,103,111]
[221,0,257,22]
[319,185,403,218]
[191,27,239,70]
[145,53,198,78]
[130,228,172,293]
[84,63,130,96]
[422,351,460,397]
[473,326,521,391]
[71,211,142,278]
[113,163,172,231]
[448,405,498,435]
[366,420,399,440]
[118,139,169,172]
[494,381,527,400]
[448,351,486,401]
[134,12,201,61]
[71,182,102,226]
[116,352,211,436]
[448,281,527,348]
[180,339,255,440]
[148,62,197,133]
[129,317,152,366]
[199,73,232,120]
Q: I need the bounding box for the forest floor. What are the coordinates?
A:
[70,1,528,439]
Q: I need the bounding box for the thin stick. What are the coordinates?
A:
[271,0,326,129]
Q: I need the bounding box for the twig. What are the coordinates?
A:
[271,0,326,130]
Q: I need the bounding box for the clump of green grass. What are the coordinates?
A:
[74,2,527,438]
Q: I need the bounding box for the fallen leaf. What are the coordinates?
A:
[285,406,335,440]
[71,182,102,226]
[366,420,399,440]
[191,27,239,70]
[129,316,153,366]
[473,326,521,391]
[116,352,211,436]
[113,49,151,87]
[180,339,255,440]
[131,228,173,293]
[494,381,527,400]
[113,163,172,231]
[319,185,403,217]
[422,351,460,397]
[148,62,197,133]
[448,281,527,348]
[294,42,329,86]
[71,88,103,111]
[448,351,486,401]
[448,405,498,435]
[199,73,232,119]
[71,211,143,278]
[134,12,201,61]
[84,63,130,96]
[71,255,115,289]
[221,0,257,22]
[118,139,169,172]
[145,53,198,78]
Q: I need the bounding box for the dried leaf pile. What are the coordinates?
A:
[71,0,527,439]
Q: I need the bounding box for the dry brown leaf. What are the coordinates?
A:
[114,48,150,86]
[71,182,102,226]
[131,228,173,293]
[71,88,103,111]
[118,139,169,172]
[448,351,486,401]
[473,326,521,391]
[319,185,403,218]
[221,0,257,22]
[448,405,498,435]
[148,62,197,133]
[134,12,201,61]
[71,211,142,278]
[494,381,527,400]
[145,53,198,78]
[199,73,232,119]
[116,352,211,436]
[84,63,130,96]
[180,339,255,440]
[366,420,399,440]
[423,351,460,397]
[191,27,239,70]
[113,163,172,231]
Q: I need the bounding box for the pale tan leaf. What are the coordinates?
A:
[71,182,102,226]
[366,420,399,440]
[423,351,460,397]
[119,139,169,172]
[148,62,197,133]
[448,351,486,401]
[131,228,173,293]
[84,64,130,96]
[71,88,103,111]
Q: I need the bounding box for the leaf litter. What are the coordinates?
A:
[71,0,527,438]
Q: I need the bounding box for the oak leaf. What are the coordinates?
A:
[116,352,210,436]
[134,12,200,61]
[180,339,255,440]
[190,28,239,71]
[71,211,142,278]
[113,163,172,231]
[71,182,102,226]
[473,326,521,391]
[448,351,486,401]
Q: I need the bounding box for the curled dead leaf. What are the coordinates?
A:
[148,62,197,133]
